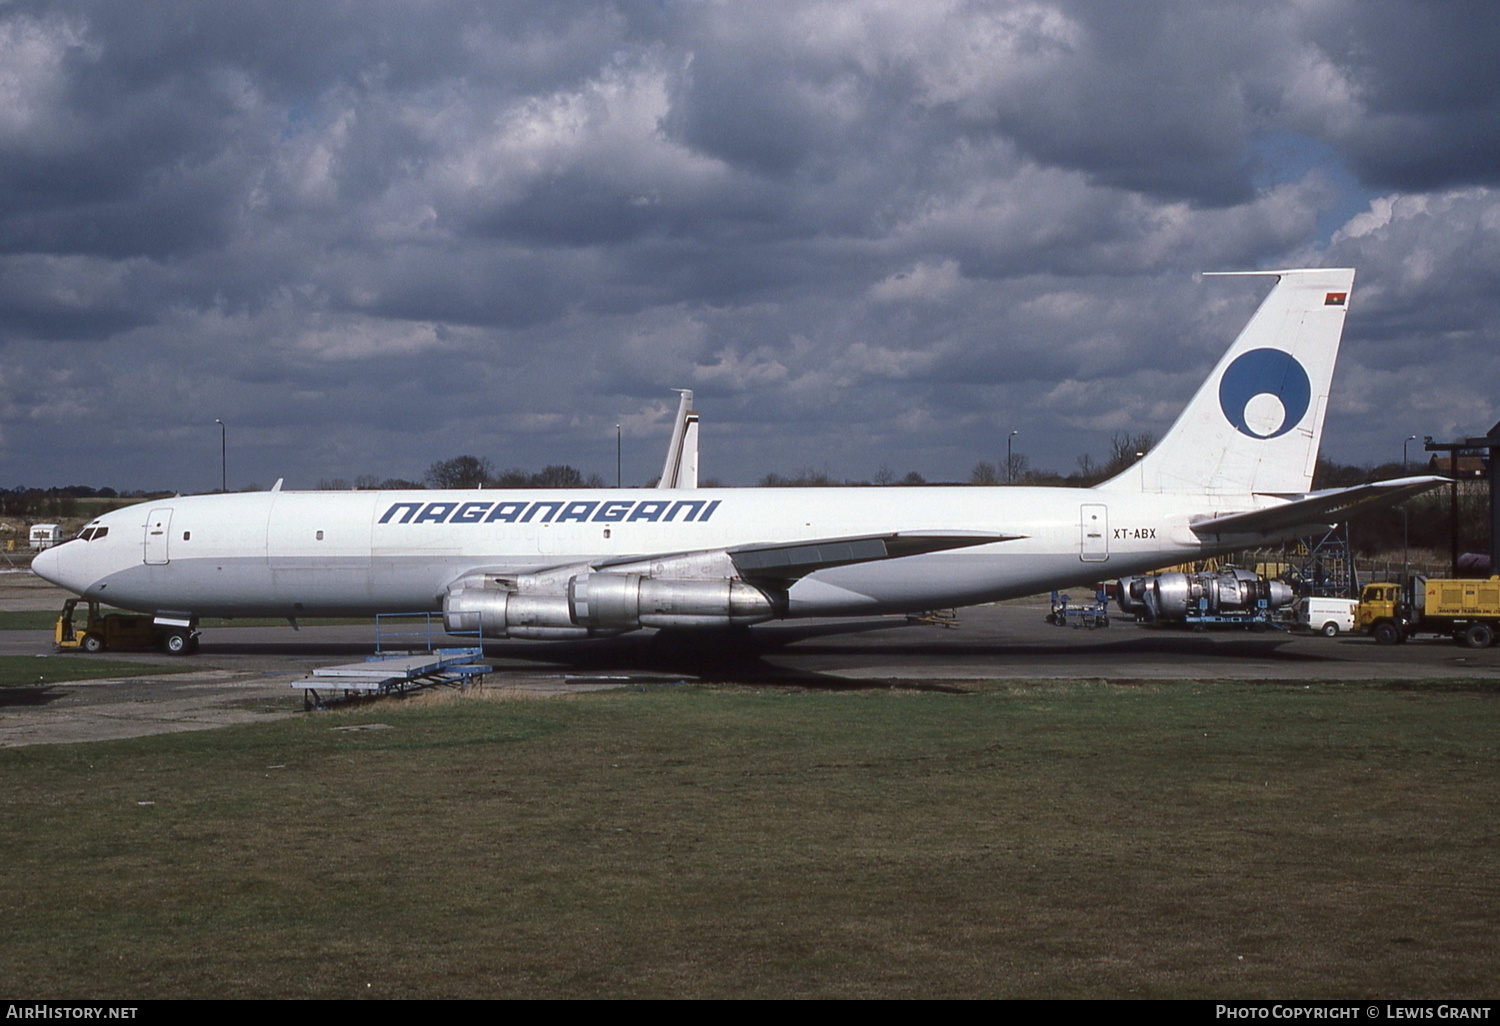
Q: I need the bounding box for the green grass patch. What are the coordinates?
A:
[0,610,70,631]
[0,655,198,687]
[2,678,1498,998]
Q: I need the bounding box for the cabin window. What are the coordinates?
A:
[182,531,190,541]
[316,530,324,541]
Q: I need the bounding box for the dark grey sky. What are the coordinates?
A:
[4,0,1499,492]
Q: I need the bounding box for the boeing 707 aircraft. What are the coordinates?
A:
[32,268,1441,653]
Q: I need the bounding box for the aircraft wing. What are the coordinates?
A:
[1189,476,1446,538]
[725,530,1020,583]
[592,530,1020,581]
[458,530,1021,594]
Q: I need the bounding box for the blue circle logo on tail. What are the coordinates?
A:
[1217,349,1312,439]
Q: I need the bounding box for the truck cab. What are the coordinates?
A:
[1357,582,1404,644]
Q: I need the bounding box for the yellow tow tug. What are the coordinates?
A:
[54,598,198,655]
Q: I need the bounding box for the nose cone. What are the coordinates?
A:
[30,542,79,593]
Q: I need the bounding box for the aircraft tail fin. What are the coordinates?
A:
[657,389,699,489]
[1096,268,1355,496]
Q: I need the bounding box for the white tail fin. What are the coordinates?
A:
[657,388,699,489]
[1097,268,1355,497]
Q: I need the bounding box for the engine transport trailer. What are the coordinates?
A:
[1357,576,1500,647]
[54,597,200,655]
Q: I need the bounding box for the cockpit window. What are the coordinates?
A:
[77,527,109,541]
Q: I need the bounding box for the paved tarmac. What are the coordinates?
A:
[5,573,1499,748]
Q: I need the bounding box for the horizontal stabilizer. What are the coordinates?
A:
[1190,476,1446,537]
[728,531,1018,582]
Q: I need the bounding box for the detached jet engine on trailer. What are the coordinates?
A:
[1116,569,1295,626]
[31,269,1444,652]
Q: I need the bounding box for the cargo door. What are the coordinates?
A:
[1080,504,1108,563]
[144,508,173,565]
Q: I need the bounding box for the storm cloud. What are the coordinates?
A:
[3,0,1498,491]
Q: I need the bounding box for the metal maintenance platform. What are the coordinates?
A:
[295,646,490,708]
[295,612,491,708]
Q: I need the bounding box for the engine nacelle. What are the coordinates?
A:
[443,573,778,639]
[1114,577,1150,615]
[569,573,777,631]
[444,588,611,640]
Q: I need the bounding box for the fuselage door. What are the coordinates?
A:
[144,507,174,565]
[1080,503,1108,562]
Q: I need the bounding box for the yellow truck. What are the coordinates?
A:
[54,598,198,655]
[1358,576,1500,648]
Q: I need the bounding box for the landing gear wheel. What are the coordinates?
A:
[81,634,105,653]
[1463,623,1493,649]
[1321,622,1340,638]
[1372,623,1400,646]
[162,630,192,656]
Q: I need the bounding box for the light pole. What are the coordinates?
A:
[1006,430,1018,484]
[616,423,622,488]
[215,419,226,493]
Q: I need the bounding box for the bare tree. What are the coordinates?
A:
[1101,432,1155,478]
[1004,451,1030,483]
[759,467,836,487]
[532,464,586,488]
[425,455,494,489]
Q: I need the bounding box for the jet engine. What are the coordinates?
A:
[444,572,779,640]
[1117,569,1294,622]
[1115,576,1151,616]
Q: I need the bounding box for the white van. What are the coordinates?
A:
[1295,597,1358,637]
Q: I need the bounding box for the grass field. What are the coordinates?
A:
[2,678,1497,999]
[0,655,196,687]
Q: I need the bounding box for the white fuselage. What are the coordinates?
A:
[32,485,1265,622]
[29,268,1389,640]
